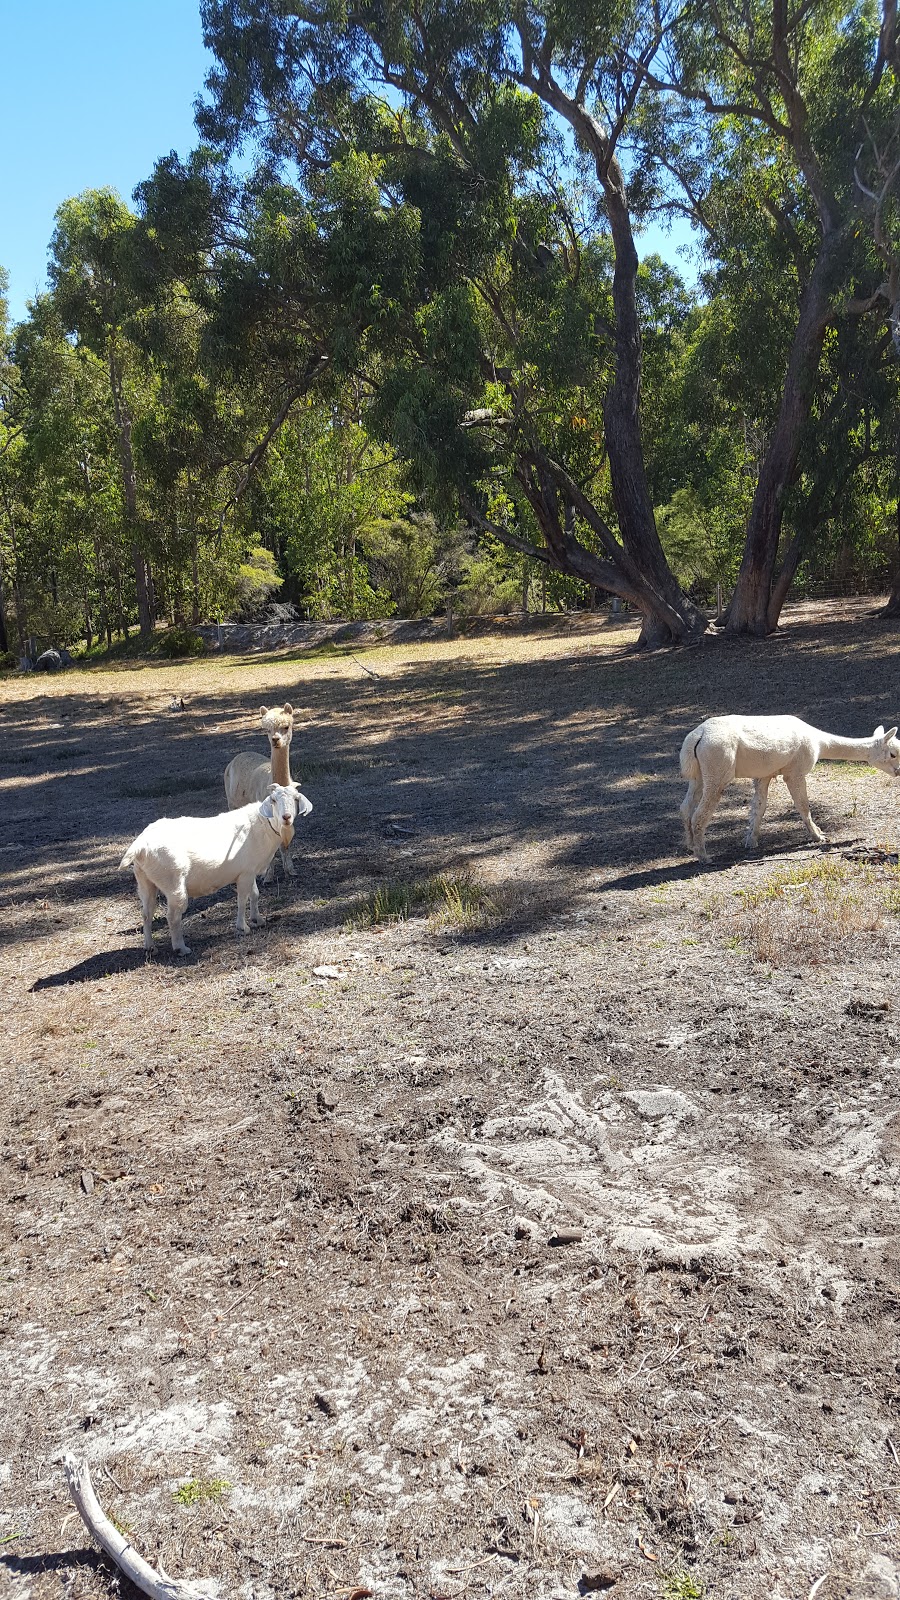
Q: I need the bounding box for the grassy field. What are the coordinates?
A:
[2,600,900,1600]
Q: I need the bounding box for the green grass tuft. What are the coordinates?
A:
[173,1477,230,1508]
[345,871,497,932]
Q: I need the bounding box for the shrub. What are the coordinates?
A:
[156,627,206,659]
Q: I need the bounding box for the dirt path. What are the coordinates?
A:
[2,603,900,1600]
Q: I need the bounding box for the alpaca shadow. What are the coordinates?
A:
[602,834,863,894]
[30,944,194,989]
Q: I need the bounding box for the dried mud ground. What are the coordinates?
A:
[2,601,900,1600]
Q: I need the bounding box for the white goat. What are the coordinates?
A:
[224,703,298,883]
[120,783,313,955]
[680,714,900,862]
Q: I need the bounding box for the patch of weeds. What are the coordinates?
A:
[122,773,218,799]
[661,1574,703,1600]
[345,871,499,932]
[822,761,874,781]
[173,1477,230,1508]
[724,858,884,966]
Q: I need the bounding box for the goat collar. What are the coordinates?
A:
[261,801,284,837]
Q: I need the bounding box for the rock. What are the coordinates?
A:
[622,1087,698,1121]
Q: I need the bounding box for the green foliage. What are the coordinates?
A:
[233,544,284,618]
[155,626,207,658]
[172,1477,230,1508]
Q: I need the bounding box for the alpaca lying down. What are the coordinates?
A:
[680,714,900,862]
[120,783,312,954]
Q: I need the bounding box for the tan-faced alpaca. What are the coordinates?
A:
[224,704,299,882]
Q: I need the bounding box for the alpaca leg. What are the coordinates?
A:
[164,884,191,955]
[783,771,827,845]
[690,783,728,863]
[745,778,772,850]
[680,778,701,849]
[133,865,157,950]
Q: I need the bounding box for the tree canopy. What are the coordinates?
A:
[1,0,899,656]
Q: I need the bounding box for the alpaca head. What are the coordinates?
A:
[260,703,294,752]
[872,725,900,777]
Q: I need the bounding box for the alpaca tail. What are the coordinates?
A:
[119,843,138,871]
[679,728,704,779]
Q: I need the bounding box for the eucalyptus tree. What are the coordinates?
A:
[195,0,708,645]
[639,0,900,633]
[48,189,157,634]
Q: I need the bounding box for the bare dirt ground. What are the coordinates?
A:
[2,600,900,1600]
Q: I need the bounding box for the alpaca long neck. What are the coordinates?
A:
[270,741,292,784]
[815,730,877,763]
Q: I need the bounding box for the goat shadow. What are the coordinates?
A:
[30,945,192,989]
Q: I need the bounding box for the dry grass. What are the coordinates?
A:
[344,869,500,931]
[725,857,888,966]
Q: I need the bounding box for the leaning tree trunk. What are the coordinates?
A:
[727,230,844,635]
[517,72,707,647]
[603,185,707,646]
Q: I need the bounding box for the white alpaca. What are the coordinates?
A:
[680,714,900,862]
[224,703,298,882]
[120,783,312,954]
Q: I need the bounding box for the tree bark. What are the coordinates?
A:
[509,61,707,645]
[727,230,844,635]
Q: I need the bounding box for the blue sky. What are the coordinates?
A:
[2,2,696,326]
[2,1,213,323]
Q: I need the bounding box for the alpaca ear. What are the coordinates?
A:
[260,705,269,718]
[875,724,886,738]
[886,727,898,742]
[283,702,293,716]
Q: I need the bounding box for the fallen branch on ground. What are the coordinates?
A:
[62,1455,218,1600]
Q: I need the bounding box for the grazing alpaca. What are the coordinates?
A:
[224,703,298,882]
[120,783,312,954]
[680,714,900,862]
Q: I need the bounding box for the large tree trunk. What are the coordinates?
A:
[727,229,844,635]
[603,186,707,645]
[514,72,707,647]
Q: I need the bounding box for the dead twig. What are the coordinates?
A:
[63,1455,217,1600]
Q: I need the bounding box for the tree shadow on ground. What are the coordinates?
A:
[4,607,900,957]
